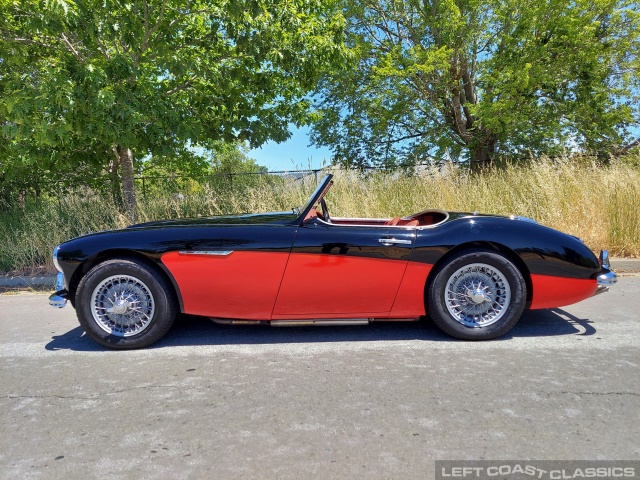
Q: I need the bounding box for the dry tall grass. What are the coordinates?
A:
[1,156,638,274]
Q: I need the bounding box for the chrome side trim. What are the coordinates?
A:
[331,217,388,221]
[178,250,233,256]
[509,215,538,224]
[314,217,418,229]
[370,318,420,322]
[270,319,372,326]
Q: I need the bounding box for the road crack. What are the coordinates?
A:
[554,391,639,397]
[3,384,187,401]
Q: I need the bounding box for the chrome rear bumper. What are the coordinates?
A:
[597,269,617,286]
[593,250,617,296]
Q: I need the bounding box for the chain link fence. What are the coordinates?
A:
[134,169,327,199]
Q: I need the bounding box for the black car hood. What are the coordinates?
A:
[128,211,298,229]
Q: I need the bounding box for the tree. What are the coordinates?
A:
[139,141,266,187]
[310,0,640,169]
[0,0,345,220]
[208,142,267,174]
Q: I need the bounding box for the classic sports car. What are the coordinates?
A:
[50,174,617,349]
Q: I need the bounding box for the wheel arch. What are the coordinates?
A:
[424,241,533,308]
[68,249,183,311]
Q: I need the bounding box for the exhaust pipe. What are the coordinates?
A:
[209,318,268,325]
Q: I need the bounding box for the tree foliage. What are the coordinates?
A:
[136,141,267,196]
[0,0,345,217]
[310,0,640,169]
[140,141,266,178]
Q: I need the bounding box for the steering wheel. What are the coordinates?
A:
[320,198,330,222]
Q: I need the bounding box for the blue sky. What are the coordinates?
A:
[248,125,333,171]
[248,124,640,171]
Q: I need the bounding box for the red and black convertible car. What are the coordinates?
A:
[50,174,616,349]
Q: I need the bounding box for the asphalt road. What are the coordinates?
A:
[1,277,639,480]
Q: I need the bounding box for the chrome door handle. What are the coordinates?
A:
[378,238,412,246]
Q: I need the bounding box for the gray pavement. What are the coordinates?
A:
[612,257,640,273]
[1,278,639,479]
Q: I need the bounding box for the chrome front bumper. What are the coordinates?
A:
[593,250,617,296]
[49,272,68,308]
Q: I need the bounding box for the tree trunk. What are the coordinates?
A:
[118,146,137,223]
[621,137,640,154]
[469,139,496,173]
[108,149,124,209]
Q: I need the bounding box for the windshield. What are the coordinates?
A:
[295,174,334,222]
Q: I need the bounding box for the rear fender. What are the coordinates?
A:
[424,241,533,307]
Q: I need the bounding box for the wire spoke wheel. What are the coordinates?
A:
[444,263,511,328]
[90,275,156,337]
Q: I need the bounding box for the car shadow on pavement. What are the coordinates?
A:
[44,308,595,351]
[45,326,107,352]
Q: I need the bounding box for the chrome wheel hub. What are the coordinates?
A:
[90,275,155,337]
[109,299,132,315]
[469,288,488,304]
[445,263,511,328]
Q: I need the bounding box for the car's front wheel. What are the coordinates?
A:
[427,249,527,340]
[76,258,178,349]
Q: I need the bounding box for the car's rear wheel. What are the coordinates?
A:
[76,258,177,349]
[427,249,526,340]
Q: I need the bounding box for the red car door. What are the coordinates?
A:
[273,222,416,318]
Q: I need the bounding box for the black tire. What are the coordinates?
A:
[426,249,526,340]
[75,258,178,349]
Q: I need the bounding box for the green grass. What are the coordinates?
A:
[1,156,639,275]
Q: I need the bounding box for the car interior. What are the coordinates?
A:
[304,206,449,228]
[300,175,449,228]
